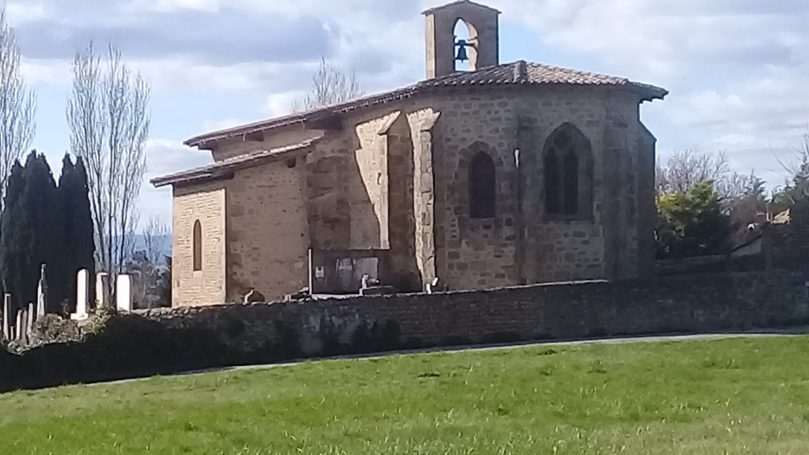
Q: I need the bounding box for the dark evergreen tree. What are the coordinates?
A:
[21,152,61,312]
[0,152,60,311]
[57,154,95,311]
[0,161,28,312]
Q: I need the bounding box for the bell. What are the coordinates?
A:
[455,39,469,62]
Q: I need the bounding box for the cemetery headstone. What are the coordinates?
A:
[96,273,110,309]
[71,269,91,320]
[116,275,133,312]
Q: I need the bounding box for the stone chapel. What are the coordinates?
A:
[153,0,668,307]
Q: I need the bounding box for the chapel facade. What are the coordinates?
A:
[153,0,668,307]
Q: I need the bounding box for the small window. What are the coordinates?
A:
[469,152,496,219]
[192,220,202,271]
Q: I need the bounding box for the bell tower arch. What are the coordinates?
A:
[424,1,500,79]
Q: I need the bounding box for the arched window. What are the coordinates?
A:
[453,19,473,72]
[563,151,579,215]
[469,152,496,218]
[544,150,561,215]
[543,124,592,217]
[192,220,202,271]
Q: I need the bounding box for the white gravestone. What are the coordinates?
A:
[15,309,25,342]
[27,302,35,337]
[2,294,11,340]
[36,264,47,318]
[116,275,133,312]
[96,273,110,309]
[71,269,90,320]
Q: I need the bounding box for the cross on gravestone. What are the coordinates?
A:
[116,275,133,313]
[71,269,91,321]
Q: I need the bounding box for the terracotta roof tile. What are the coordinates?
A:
[185,61,667,147]
[151,138,319,188]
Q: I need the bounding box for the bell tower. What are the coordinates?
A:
[424,1,501,79]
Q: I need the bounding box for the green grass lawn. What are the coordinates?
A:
[2,337,809,454]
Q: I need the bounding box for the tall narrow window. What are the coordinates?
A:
[544,150,561,215]
[543,124,592,218]
[192,220,202,271]
[563,151,579,215]
[469,152,496,218]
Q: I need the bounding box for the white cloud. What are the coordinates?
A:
[4,3,47,24]
[489,0,808,84]
[140,138,211,224]
[479,0,808,187]
[7,0,809,226]
[264,91,305,118]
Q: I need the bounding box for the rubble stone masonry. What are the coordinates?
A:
[143,271,809,354]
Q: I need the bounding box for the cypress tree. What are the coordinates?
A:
[55,154,76,310]
[72,156,95,282]
[57,154,95,311]
[0,161,28,312]
[21,152,61,312]
[0,152,60,311]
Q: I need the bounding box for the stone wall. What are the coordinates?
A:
[172,184,227,307]
[171,84,656,304]
[763,199,808,272]
[425,86,651,289]
[145,271,809,355]
[4,271,807,392]
[792,200,809,269]
[225,158,310,302]
[210,126,324,162]
[350,113,393,249]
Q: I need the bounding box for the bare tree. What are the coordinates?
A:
[656,149,731,197]
[772,127,809,210]
[67,43,150,287]
[0,6,35,207]
[142,215,169,265]
[127,216,169,309]
[292,58,363,112]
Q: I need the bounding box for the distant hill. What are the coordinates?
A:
[130,234,172,258]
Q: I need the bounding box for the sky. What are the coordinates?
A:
[4,0,809,229]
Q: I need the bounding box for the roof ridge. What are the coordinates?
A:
[525,61,629,83]
[185,60,667,148]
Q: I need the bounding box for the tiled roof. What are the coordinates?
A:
[185,61,668,148]
[151,139,319,188]
[420,61,667,94]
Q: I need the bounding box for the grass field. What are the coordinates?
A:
[1,336,809,454]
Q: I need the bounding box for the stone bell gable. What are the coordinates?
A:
[423,0,501,78]
[153,1,667,307]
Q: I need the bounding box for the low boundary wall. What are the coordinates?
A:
[2,271,808,392]
[142,271,809,352]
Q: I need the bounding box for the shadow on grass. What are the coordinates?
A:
[2,317,808,394]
